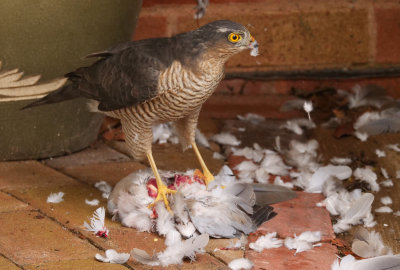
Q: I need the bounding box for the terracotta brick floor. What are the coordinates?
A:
[0,122,338,269]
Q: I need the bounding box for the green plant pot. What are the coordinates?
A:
[0,0,142,160]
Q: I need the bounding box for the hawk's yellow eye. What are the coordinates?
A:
[228,33,242,43]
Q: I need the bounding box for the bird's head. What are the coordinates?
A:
[195,20,257,57]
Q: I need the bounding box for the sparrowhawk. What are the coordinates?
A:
[24,20,258,210]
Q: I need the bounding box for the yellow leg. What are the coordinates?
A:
[146,151,176,211]
[191,142,214,185]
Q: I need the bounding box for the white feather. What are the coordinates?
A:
[281,118,316,135]
[46,192,64,203]
[284,231,321,254]
[232,146,264,162]
[354,131,368,141]
[195,128,210,148]
[386,144,400,152]
[131,234,209,267]
[94,181,112,199]
[249,232,283,252]
[375,149,386,157]
[303,101,313,120]
[95,249,130,264]
[381,179,394,187]
[83,207,109,236]
[237,113,265,124]
[348,84,392,109]
[235,161,258,177]
[375,206,393,213]
[307,165,352,193]
[211,132,241,146]
[394,211,400,217]
[380,196,392,205]
[396,170,400,179]
[333,193,375,233]
[274,176,294,189]
[260,150,290,176]
[85,198,99,206]
[381,168,389,179]
[330,157,352,165]
[332,254,400,270]
[228,258,254,270]
[351,228,392,258]
[155,203,175,236]
[353,167,380,192]
[212,152,224,160]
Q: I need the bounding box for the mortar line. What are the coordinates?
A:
[206,251,229,266]
[0,252,25,269]
[3,188,136,270]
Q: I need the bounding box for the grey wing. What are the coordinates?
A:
[69,45,166,111]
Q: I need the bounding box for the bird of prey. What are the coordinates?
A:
[23,20,258,210]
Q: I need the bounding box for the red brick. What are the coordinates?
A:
[258,192,335,241]
[0,211,99,266]
[246,244,337,270]
[0,161,79,191]
[142,0,264,7]
[0,191,31,213]
[133,15,168,40]
[375,6,400,63]
[201,95,302,119]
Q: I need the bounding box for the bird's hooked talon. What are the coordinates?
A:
[203,170,214,186]
[148,183,176,212]
[194,169,214,186]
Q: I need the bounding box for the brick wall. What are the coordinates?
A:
[134,0,400,118]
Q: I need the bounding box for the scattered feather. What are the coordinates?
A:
[348,84,392,109]
[95,249,130,264]
[284,231,322,254]
[307,165,352,193]
[95,181,113,199]
[381,179,394,187]
[354,108,400,136]
[303,101,313,120]
[380,168,389,179]
[228,258,254,270]
[237,113,265,124]
[397,170,400,179]
[232,145,264,163]
[375,206,393,213]
[281,118,316,135]
[274,176,294,189]
[380,196,392,205]
[195,129,210,149]
[211,132,241,146]
[353,167,379,192]
[280,98,306,112]
[333,193,375,233]
[386,144,400,152]
[212,152,225,160]
[249,232,283,252]
[375,149,386,157]
[84,207,109,238]
[131,234,209,266]
[152,123,177,144]
[85,198,99,206]
[46,192,64,203]
[352,228,392,258]
[330,157,352,165]
[354,131,368,141]
[331,254,400,270]
[249,40,259,57]
[394,211,400,217]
